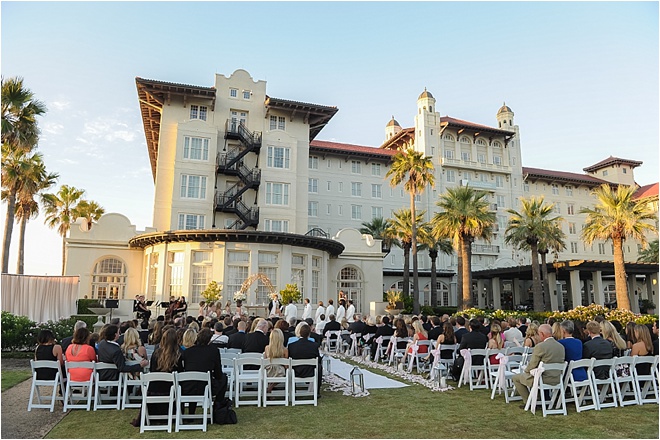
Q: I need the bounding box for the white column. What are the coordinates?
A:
[592,271,604,306]
[548,272,558,311]
[646,273,658,304]
[477,279,485,309]
[492,277,501,310]
[513,278,521,307]
[569,270,582,309]
[628,275,640,313]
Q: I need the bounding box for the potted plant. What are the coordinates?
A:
[385,290,404,314]
[640,299,656,314]
[279,283,302,304]
[201,281,222,304]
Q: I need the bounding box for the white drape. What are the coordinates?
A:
[1,274,79,323]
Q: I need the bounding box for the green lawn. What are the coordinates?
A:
[46,374,658,439]
[1,369,31,392]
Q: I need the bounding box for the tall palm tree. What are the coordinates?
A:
[359,216,393,253]
[537,223,566,311]
[386,147,435,314]
[581,184,658,310]
[419,225,453,307]
[505,197,562,311]
[42,185,86,275]
[13,155,58,274]
[638,239,658,264]
[75,200,105,231]
[2,77,46,152]
[385,209,427,310]
[433,186,495,311]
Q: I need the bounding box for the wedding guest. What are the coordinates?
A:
[524,322,542,348]
[65,327,97,382]
[264,329,288,393]
[558,320,587,381]
[34,329,64,380]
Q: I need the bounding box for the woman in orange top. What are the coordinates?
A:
[65,327,97,382]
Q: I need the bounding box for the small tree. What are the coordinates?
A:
[200,281,222,304]
[280,283,301,304]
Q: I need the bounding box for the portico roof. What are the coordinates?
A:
[523,167,610,187]
[264,96,338,141]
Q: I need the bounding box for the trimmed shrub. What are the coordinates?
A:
[1,311,37,351]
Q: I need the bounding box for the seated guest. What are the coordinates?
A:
[454,316,468,343]
[65,327,97,382]
[138,320,150,345]
[343,313,366,346]
[275,319,294,346]
[370,316,395,360]
[98,324,148,383]
[362,316,378,342]
[551,322,563,341]
[403,320,428,364]
[487,323,506,365]
[557,320,587,381]
[227,321,247,350]
[625,321,636,350]
[518,318,528,337]
[61,320,87,355]
[222,317,235,336]
[503,318,523,345]
[324,314,341,338]
[148,321,165,346]
[264,328,289,393]
[181,329,197,350]
[600,320,626,357]
[35,329,64,380]
[452,319,488,380]
[210,322,228,347]
[524,322,542,348]
[427,316,443,341]
[652,320,659,356]
[306,318,323,345]
[512,324,565,403]
[121,327,147,369]
[287,323,322,392]
[582,320,613,379]
[181,328,227,414]
[243,319,269,354]
[315,314,327,336]
[631,324,653,375]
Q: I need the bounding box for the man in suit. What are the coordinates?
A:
[181,328,227,413]
[582,320,613,379]
[457,319,489,365]
[227,321,247,349]
[512,323,565,402]
[343,313,366,345]
[427,316,443,341]
[287,323,322,392]
[518,317,528,337]
[454,316,468,344]
[370,316,395,360]
[242,319,269,354]
[97,324,148,381]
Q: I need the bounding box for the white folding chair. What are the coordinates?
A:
[220,356,235,400]
[28,360,66,412]
[324,331,341,353]
[63,361,95,411]
[564,358,598,412]
[174,371,213,432]
[485,348,506,388]
[225,348,242,355]
[490,354,523,403]
[290,358,318,406]
[339,330,351,353]
[437,343,459,373]
[374,335,391,363]
[613,356,639,406]
[408,339,432,373]
[590,358,618,410]
[121,371,144,409]
[505,346,526,356]
[140,372,176,433]
[388,337,411,367]
[458,349,488,390]
[93,362,122,410]
[529,361,567,417]
[632,355,659,405]
[347,333,362,357]
[234,356,263,407]
[262,358,290,406]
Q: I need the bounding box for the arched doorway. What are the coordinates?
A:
[91,257,127,300]
[337,266,364,314]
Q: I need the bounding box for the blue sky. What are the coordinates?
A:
[1,1,658,275]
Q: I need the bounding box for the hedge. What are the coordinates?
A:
[1,312,100,352]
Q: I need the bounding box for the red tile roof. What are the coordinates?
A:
[440,116,515,135]
[634,183,659,199]
[523,167,609,186]
[583,156,643,172]
[310,140,397,158]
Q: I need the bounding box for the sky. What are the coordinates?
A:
[1,1,658,276]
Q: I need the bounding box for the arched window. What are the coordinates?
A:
[459,136,471,144]
[443,134,455,141]
[476,139,486,146]
[423,281,451,306]
[493,141,502,149]
[91,257,127,300]
[338,266,364,313]
[389,280,413,292]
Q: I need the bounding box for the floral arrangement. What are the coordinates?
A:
[280,283,302,304]
[385,290,403,309]
[200,281,222,304]
[233,291,247,302]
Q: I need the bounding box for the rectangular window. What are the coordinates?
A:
[265,182,290,206]
[567,204,575,215]
[351,182,362,197]
[568,222,576,234]
[264,219,289,232]
[461,151,471,161]
[189,105,208,121]
[371,163,381,176]
[372,206,383,219]
[269,115,286,131]
[257,252,278,304]
[477,153,486,164]
[371,184,382,199]
[227,251,249,300]
[603,170,608,176]
[351,205,362,220]
[308,201,319,217]
[446,170,456,183]
[191,251,212,304]
[565,186,574,196]
[551,184,559,195]
[148,253,159,301]
[338,182,343,192]
[178,213,205,230]
[327,181,331,191]
[571,242,578,253]
[444,150,454,160]
[496,195,505,208]
[493,155,502,165]
[495,176,504,188]
[168,251,185,297]
[598,243,606,254]
[183,136,210,161]
[338,205,343,216]
[230,88,238,98]
[243,90,251,99]
[309,156,319,169]
[326,204,331,215]
[308,178,318,193]
[351,161,361,174]
[267,146,290,169]
[180,175,207,199]
[311,257,321,303]
[524,183,530,192]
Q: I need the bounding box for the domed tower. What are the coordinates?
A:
[497,102,514,129]
[414,88,440,156]
[385,116,402,140]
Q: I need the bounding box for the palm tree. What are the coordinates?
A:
[359,217,393,253]
[419,225,453,307]
[2,77,46,152]
[42,185,86,275]
[386,147,435,314]
[504,197,562,311]
[385,209,427,310]
[13,155,58,274]
[581,184,658,310]
[433,186,495,311]
[638,239,659,264]
[537,223,566,311]
[75,200,105,231]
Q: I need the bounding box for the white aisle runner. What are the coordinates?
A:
[328,356,408,389]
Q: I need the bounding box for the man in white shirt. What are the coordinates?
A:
[302,298,312,321]
[284,299,298,323]
[503,317,523,345]
[326,299,335,320]
[335,299,346,322]
[210,322,229,347]
[346,299,356,323]
[315,301,325,323]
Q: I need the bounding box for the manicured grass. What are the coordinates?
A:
[45,374,658,439]
[1,369,31,392]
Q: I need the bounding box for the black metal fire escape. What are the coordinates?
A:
[214,121,262,229]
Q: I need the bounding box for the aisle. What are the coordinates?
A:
[328,356,408,390]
